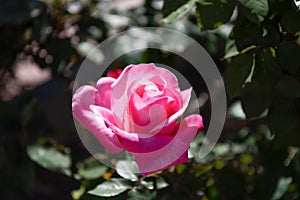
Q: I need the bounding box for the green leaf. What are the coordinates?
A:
[232,17,276,50]
[271,177,293,200]
[141,177,169,190]
[280,11,300,34]
[175,164,187,174]
[75,41,104,65]
[163,0,187,17]
[241,82,272,118]
[88,178,131,197]
[27,144,71,175]
[71,185,86,200]
[253,48,281,87]
[240,154,253,164]
[268,98,300,147]
[116,160,139,181]
[295,0,300,10]
[194,164,213,177]
[239,0,269,23]
[224,39,239,60]
[277,41,300,73]
[225,52,254,98]
[128,189,157,200]
[276,75,300,98]
[161,0,196,24]
[196,0,236,30]
[77,157,108,180]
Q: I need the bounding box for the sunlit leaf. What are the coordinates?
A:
[271,177,293,200]
[141,177,169,190]
[116,160,139,181]
[224,39,239,60]
[239,0,269,23]
[88,178,131,197]
[71,185,86,200]
[161,0,196,24]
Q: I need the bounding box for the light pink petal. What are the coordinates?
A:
[111,63,182,129]
[147,87,192,136]
[72,85,123,154]
[95,77,115,109]
[133,114,204,175]
[128,93,178,133]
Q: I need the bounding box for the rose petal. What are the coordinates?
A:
[141,151,188,176]
[95,77,115,109]
[128,93,177,133]
[107,69,122,79]
[111,113,203,154]
[111,63,182,130]
[147,87,192,136]
[109,122,173,153]
[133,114,203,175]
[72,85,123,154]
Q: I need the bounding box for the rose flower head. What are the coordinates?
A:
[72,63,204,175]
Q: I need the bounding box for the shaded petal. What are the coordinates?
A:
[141,151,188,176]
[107,69,122,79]
[109,123,173,153]
[133,114,204,175]
[72,85,123,154]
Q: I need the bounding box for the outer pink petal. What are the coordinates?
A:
[95,77,115,109]
[72,85,123,154]
[133,114,204,175]
[108,123,173,153]
[111,63,182,129]
[141,151,188,176]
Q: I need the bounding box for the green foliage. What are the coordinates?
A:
[161,0,196,24]
[88,178,131,197]
[225,52,254,98]
[76,157,108,180]
[196,0,236,30]
[116,160,139,181]
[27,144,72,176]
[239,0,269,23]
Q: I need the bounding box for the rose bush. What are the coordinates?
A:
[72,63,203,175]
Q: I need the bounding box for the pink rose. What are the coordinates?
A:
[72,63,203,175]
